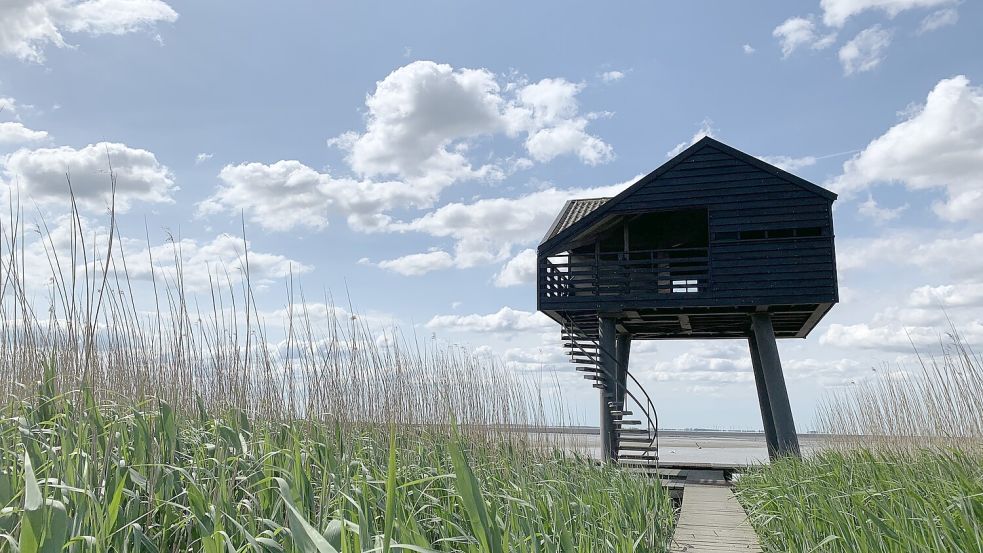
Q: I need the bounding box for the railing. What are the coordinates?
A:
[541,247,710,299]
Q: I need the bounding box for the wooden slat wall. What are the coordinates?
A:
[605,144,837,306]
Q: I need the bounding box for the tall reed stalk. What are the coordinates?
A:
[0,187,555,433]
[816,328,983,449]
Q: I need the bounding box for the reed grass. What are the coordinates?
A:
[737,330,983,551]
[0,182,675,550]
[736,449,983,552]
[816,329,983,447]
[0,378,673,551]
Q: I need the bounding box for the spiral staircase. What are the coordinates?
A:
[560,319,660,472]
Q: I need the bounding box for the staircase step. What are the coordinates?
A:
[583,375,603,381]
[617,454,660,461]
[609,410,632,416]
[591,383,606,390]
[617,444,659,452]
[562,342,597,349]
[617,429,654,436]
[575,366,600,373]
[612,420,641,426]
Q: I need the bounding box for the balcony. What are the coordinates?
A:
[540,247,710,300]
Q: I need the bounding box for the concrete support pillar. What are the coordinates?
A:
[750,313,801,458]
[748,335,779,459]
[598,316,618,462]
[615,333,631,408]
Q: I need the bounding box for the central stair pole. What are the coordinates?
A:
[598,315,618,462]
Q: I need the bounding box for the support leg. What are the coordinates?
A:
[748,333,779,460]
[598,316,618,462]
[615,333,631,408]
[750,314,801,458]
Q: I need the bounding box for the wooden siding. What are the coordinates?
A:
[537,142,838,323]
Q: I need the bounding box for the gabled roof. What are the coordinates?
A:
[542,197,611,242]
[539,136,838,253]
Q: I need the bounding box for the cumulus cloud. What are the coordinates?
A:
[122,232,310,292]
[426,306,554,333]
[494,248,537,287]
[820,0,956,27]
[3,142,175,211]
[0,0,178,63]
[376,250,454,276]
[667,118,715,157]
[908,282,983,308]
[374,175,637,275]
[200,160,413,232]
[917,7,958,33]
[857,194,907,223]
[330,61,505,192]
[206,61,614,234]
[742,44,756,54]
[0,121,49,144]
[837,232,983,274]
[830,76,983,220]
[839,25,892,75]
[820,322,941,351]
[330,61,611,187]
[195,152,213,164]
[773,16,837,58]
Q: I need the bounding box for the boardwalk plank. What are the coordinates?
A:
[669,471,761,553]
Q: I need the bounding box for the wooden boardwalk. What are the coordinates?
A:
[669,470,762,552]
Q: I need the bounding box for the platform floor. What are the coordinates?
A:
[669,470,762,552]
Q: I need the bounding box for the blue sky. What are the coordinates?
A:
[2,0,982,430]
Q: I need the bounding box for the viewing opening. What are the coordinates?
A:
[713,226,825,242]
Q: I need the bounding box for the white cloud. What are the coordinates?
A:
[785,358,867,385]
[820,0,956,27]
[195,152,213,164]
[742,44,756,54]
[857,194,907,223]
[505,77,614,165]
[426,306,554,333]
[200,160,413,232]
[0,0,178,63]
[0,121,49,144]
[667,118,715,157]
[917,7,958,33]
[3,141,175,211]
[208,61,614,233]
[376,175,637,275]
[330,61,504,193]
[820,322,941,351]
[837,232,983,274]
[494,248,537,287]
[908,282,983,308]
[377,250,454,276]
[830,76,983,220]
[839,25,892,75]
[123,232,310,292]
[330,61,612,196]
[600,70,625,82]
[773,16,837,58]
[757,154,817,172]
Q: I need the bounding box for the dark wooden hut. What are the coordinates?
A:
[537,136,838,465]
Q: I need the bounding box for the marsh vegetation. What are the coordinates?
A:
[0,194,674,551]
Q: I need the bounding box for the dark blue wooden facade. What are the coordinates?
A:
[537,136,838,340]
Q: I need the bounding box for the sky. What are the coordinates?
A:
[1,0,982,430]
